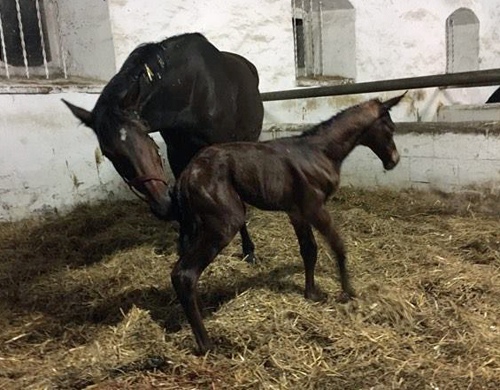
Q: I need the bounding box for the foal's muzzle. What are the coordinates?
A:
[384,150,400,170]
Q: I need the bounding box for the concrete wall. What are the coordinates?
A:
[0,92,169,221]
[57,0,116,80]
[108,0,500,123]
[321,7,356,79]
[106,0,500,98]
[437,103,500,122]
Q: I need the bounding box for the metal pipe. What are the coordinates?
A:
[0,5,10,79]
[35,0,50,79]
[14,0,30,78]
[261,68,500,101]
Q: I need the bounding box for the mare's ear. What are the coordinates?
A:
[62,99,93,128]
[382,91,407,111]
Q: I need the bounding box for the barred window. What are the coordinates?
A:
[0,0,63,79]
[0,0,116,86]
[0,0,50,66]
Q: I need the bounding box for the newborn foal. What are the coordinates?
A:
[171,95,405,352]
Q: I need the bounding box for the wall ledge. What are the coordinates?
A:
[263,121,500,136]
[0,78,105,94]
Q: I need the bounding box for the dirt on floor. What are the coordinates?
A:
[1,187,500,390]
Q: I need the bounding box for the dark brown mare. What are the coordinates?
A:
[168,94,405,353]
[62,33,263,262]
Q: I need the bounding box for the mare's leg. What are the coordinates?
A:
[309,207,356,300]
[289,214,321,301]
[166,145,191,178]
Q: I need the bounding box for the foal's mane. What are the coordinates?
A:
[299,99,380,137]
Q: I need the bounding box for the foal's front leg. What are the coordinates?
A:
[310,207,356,301]
[288,214,322,301]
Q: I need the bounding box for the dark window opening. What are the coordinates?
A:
[0,0,51,67]
[293,17,305,69]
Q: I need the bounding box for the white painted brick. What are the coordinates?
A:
[458,159,500,186]
[410,157,459,186]
[375,157,411,187]
[397,134,434,158]
[481,135,500,160]
[432,133,484,160]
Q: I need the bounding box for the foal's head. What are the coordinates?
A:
[359,94,405,170]
[62,99,172,218]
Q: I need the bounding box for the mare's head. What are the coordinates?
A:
[359,93,406,170]
[62,98,172,219]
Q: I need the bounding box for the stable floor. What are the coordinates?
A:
[1,188,500,389]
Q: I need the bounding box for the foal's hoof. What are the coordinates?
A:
[336,290,355,304]
[305,289,327,302]
[242,252,258,265]
[196,341,214,356]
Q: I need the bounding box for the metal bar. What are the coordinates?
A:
[318,0,324,76]
[309,0,314,76]
[54,1,67,78]
[0,6,10,79]
[35,0,49,79]
[261,68,500,101]
[292,0,298,79]
[15,0,30,78]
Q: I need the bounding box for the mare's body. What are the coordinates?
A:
[63,33,263,260]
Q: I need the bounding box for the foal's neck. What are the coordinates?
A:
[312,103,380,164]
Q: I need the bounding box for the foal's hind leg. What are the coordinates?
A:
[288,214,322,301]
[309,207,356,301]
[171,232,228,353]
[172,211,244,353]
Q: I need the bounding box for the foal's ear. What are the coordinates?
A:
[62,99,93,128]
[382,91,407,111]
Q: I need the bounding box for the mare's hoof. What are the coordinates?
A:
[305,289,327,302]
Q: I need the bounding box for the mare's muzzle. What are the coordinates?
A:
[149,186,175,221]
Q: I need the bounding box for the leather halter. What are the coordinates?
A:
[114,117,169,203]
[123,175,169,203]
[121,146,169,203]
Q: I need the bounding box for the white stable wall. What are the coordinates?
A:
[0,92,168,221]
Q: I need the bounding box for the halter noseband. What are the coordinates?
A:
[124,175,170,203]
[121,146,169,203]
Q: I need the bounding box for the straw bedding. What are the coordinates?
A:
[1,187,500,389]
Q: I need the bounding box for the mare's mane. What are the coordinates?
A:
[93,33,208,135]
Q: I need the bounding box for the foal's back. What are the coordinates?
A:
[177,136,337,216]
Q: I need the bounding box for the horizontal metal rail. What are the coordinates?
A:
[261,68,500,101]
